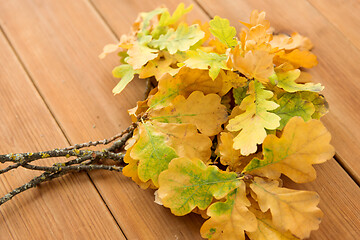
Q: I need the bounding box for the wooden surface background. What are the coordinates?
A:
[0,0,359,239]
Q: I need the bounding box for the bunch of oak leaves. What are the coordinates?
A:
[0,3,335,240]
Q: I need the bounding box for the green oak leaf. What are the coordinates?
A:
[299,92,328,119]
[130,122,178,187]
[275,69,324,92]
[149,23,205,54]
[200,183,257,240]
[272,92,315,129]
[184,49,228,79]
[209,16,237,48]
[112,64,137,95]
[158,157,240,216]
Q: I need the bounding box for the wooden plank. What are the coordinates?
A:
[93,0,360,239]
[194,0,360,182]
[192,1,360,237]
[0,31,125,239]
[0,0,205,239]
[307,0,360,50]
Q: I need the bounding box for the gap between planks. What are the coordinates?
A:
[193,0,360,187]
[0,20,127,240]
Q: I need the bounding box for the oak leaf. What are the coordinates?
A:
[149,23,205,54]
[226,80,280,155]
[243,117,335,183]
[130,122,178,187]
[272,92,315,129]
[200,182,257,240]
[150,91,228,136]
[126,36,158,70]
[151,121,212,162]
[148,67,223,109]
[218,70,247,96]
[250,177,323,239]
[184,49,228,80]
[247,203,300,240]
[158,3,193,27]
[139,52,180,80]
[112,64,137,95]
[231,47,274,83]
[209,16,238,48]
[274,49,318,69]
[275,69,324,92]
[158,157,240,215]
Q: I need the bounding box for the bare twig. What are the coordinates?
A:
[64,123,136,150]
[0,123,136,206]
[0,164,123,206]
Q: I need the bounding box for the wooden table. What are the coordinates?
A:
[0,0,359,239]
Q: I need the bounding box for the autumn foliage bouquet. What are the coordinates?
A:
[0,3,334,240]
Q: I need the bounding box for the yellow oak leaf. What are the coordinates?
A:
[217,132,242,169]
[127,36,158,70]
[184,49,228,80]
[218,70,247,96]
[271,32,313,51]
[231,47,274,83]
[139,53,180,80]
[243,117,335,183]
[240,24,272,52]
[151,121,212,162]
[148,67,223,109]
[274,49,318,69]
[200,182,257,240]
[247,203,300,240]
[240,10,270,30]
[158,157,240,216]
[150,91,228,136]
[226,80,280,155]
[250,177,323,239]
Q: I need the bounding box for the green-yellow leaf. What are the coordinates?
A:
[275,69,324,92]
[148,67,223,109]
[184,49,228,80]
[243,117,335,183]
[137,7,167,37]
[130,122,178,187]
[149,23,205,54]
[200,183,257,240]
[299,91,328,119]
[272,92,315,129]
[112,64,136,95]
[250,177,323,239]
[209,16,237,48]
[150,91,228,136]
[226,80,280,155]
[247,205,300,240]
[158,3,193,27]
[158,157,240,215]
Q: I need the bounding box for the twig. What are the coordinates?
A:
[64,123,136,150]
[0,164,123,206]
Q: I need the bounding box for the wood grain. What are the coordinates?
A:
[194,0,360,183]
[0,30,125,239]
[0,0,204,239]
[307,0,360,50]
[93,0,360,238]
[0,0,359,239]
